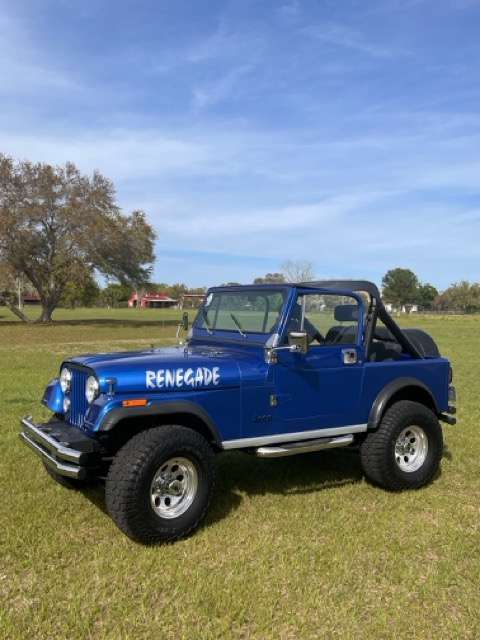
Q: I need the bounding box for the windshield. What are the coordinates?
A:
[195,289,287,335]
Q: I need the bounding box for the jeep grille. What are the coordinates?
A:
[66,367,90,428]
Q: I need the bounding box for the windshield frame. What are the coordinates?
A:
[192,286,290,338]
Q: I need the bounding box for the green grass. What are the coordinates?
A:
[1,310,479,639]
[0,304,183,323]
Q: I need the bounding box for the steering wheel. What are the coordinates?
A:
[303,317,324,345]
[288,307,324,345]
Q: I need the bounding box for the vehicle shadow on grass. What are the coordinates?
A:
[208,442,451,525]
[79,448,363,531]
[80,444,450,533]
[205,448,364,526]
[217,448,363,495]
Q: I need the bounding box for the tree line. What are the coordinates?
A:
[381,268,480,313]
[253,265,480,313]
[1,155,478,322]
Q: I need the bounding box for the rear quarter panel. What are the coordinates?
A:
[360,357,450,422]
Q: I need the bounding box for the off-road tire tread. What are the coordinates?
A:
[360,400,443,491]
[105,425,215,544]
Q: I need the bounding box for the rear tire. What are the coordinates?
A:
[360,400,443,490]
[105,425,215,544]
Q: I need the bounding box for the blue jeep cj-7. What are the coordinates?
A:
[20,280,457,544]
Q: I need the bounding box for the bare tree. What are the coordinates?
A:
[0,154,155,322]
[281,260,315,283]
[253,272,286,284]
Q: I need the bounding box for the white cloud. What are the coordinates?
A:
[0,129,215,179]
[151,19,265,75]
[2,113,480,196]
[162,190,395,239]
[277,1,301,22]
[302,23,409,58]
[0,12,80,97]
[192,64,254,110]
[2,116,479,287]
[185,19,265,65]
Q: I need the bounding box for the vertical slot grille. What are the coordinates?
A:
[67,368,89,428]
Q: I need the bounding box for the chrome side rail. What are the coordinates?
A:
[222,423,367,450]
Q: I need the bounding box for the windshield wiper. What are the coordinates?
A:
[201,308,213,334]
[230,313,246,337]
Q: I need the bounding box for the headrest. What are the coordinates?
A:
[374,326,395,341]
[334,304,358,322]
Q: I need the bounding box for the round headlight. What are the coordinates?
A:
[60,367,72,393]
[85,376,99,404]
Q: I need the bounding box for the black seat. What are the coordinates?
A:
[369,340,402,362]
[325,325,357,345]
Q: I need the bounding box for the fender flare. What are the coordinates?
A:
[367,377,439,430]
[99,400,221,445]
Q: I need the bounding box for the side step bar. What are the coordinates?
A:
[255,434,354,458]
[439,413,456,425]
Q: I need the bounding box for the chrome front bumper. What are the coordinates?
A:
[20,416,103,480]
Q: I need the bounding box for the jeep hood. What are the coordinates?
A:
[64,344,262,394]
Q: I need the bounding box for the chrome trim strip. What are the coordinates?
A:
[21,417,82,463]
[221,423,367,450]
[19,432,82,479]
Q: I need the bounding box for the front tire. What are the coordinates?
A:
[360,400,443,490]
[105,425,215,544]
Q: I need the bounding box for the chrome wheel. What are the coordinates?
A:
[150,457,198,519]
[394,425,428,473]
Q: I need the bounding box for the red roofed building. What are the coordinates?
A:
[128,292,178,309]
[22,292,41,305]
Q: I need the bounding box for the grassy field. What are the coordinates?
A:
[1,309,479,639]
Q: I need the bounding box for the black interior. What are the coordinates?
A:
[286,299,440,361]
[323,308,403,361]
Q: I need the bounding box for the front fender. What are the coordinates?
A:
[42,378,64,413]
[86,394,222,445]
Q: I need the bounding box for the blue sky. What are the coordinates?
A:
[1,0,480,289]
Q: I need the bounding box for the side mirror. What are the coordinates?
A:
[182,311,189,331]
[288,331,308,354]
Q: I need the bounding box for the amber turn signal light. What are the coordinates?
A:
[122,399,148,407]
